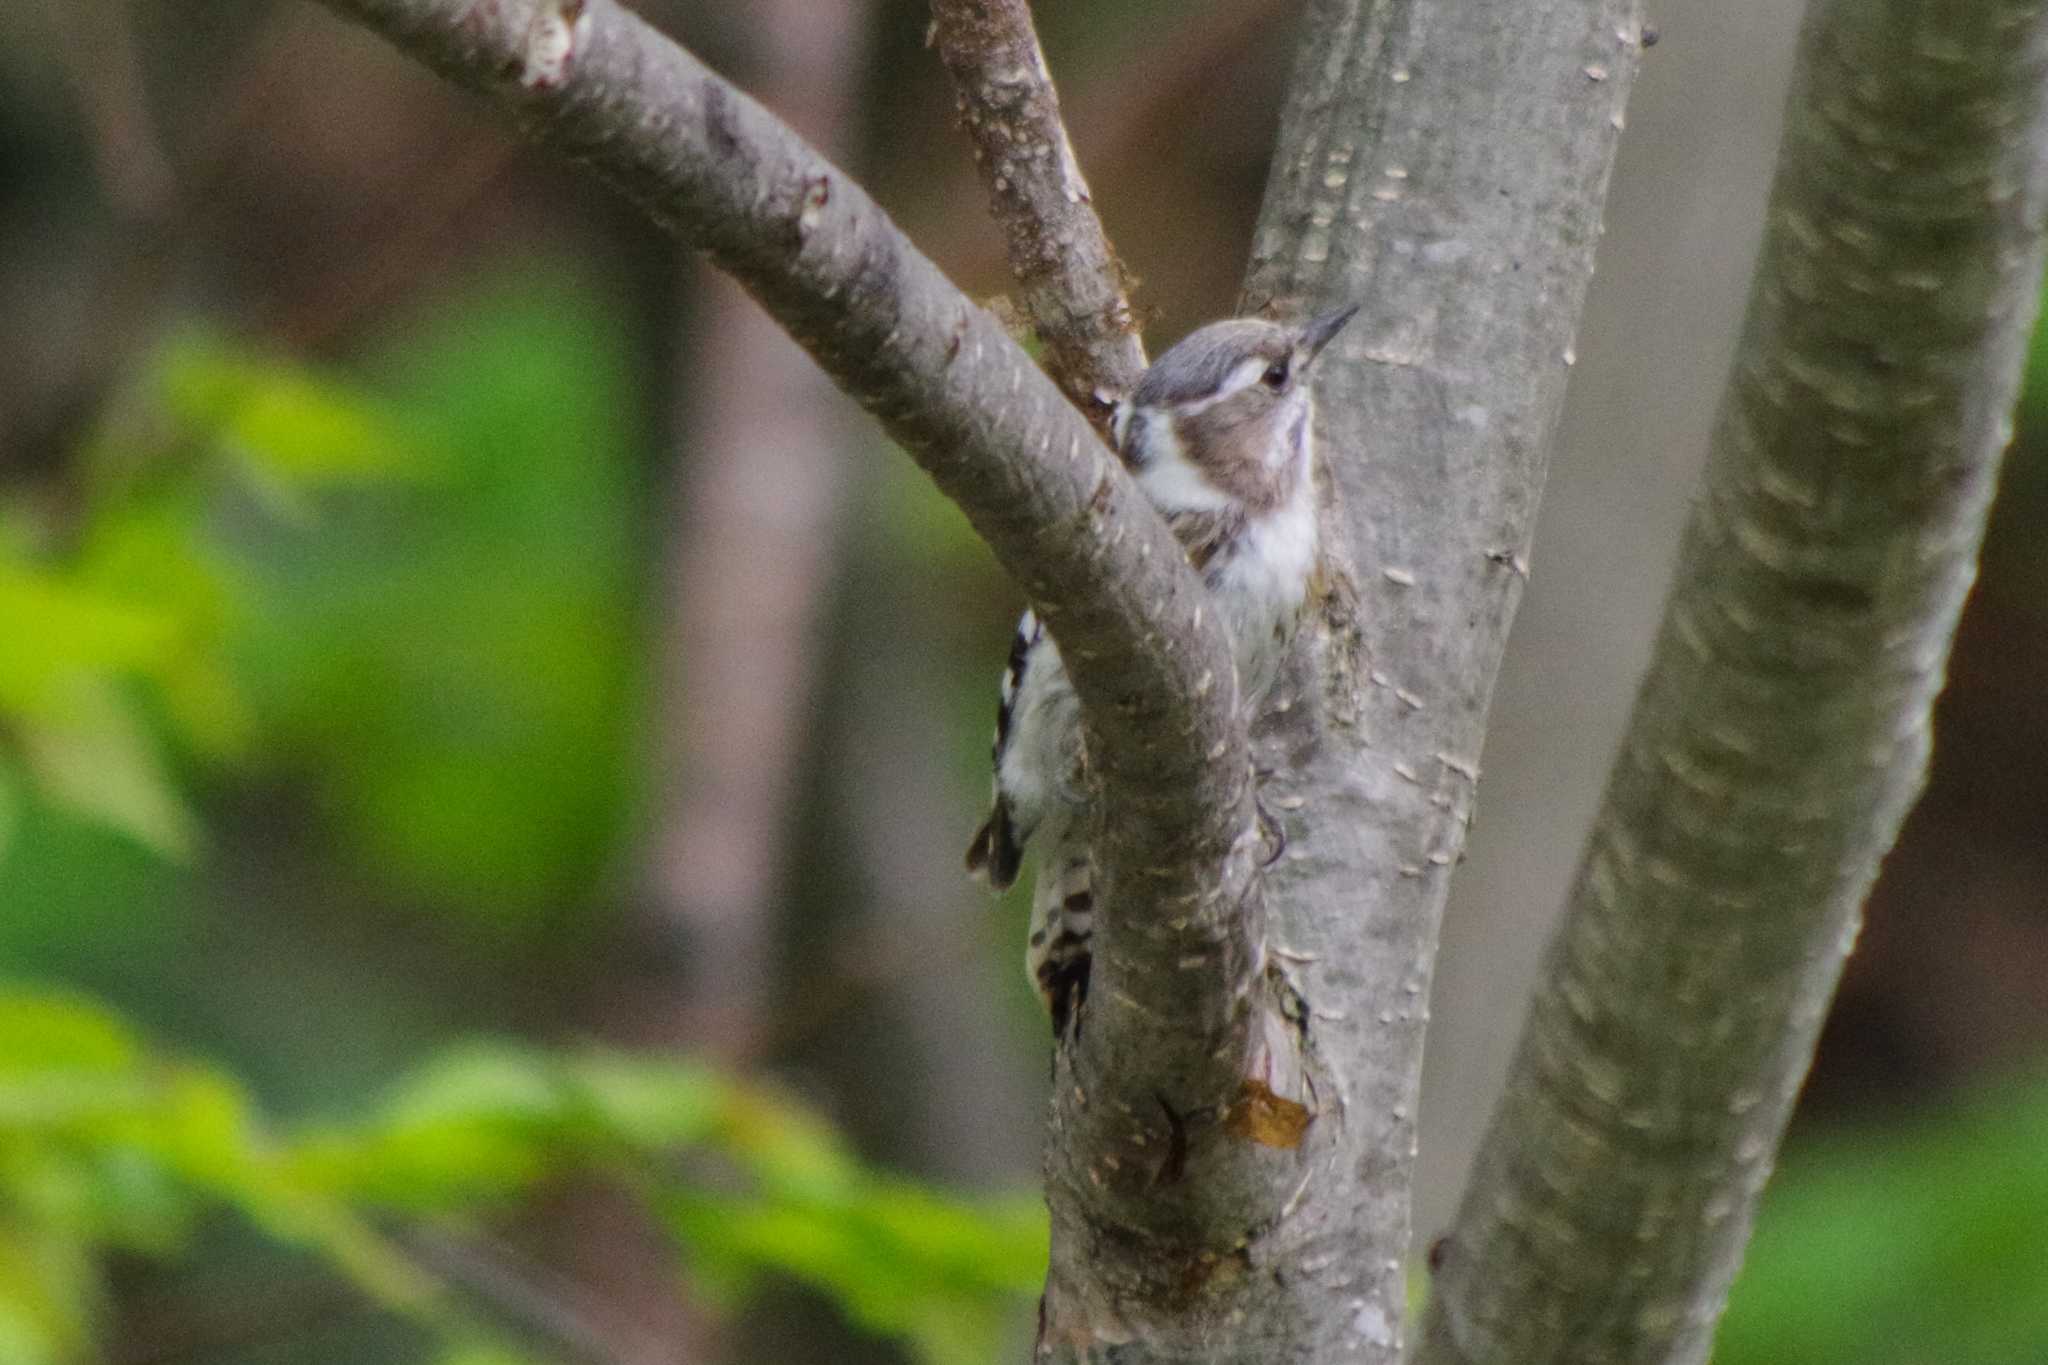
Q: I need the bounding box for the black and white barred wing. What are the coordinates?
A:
[966,609,1050,889]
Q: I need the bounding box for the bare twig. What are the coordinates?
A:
[914,0,1295,302]
[929,0,1146,423]
[1415,1,2048,1360]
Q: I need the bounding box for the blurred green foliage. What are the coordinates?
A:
[0,315,440,863]
[1,270,643,925]
[230,279,644,924]
[1714,1074,2048,1365]
[0,985,1044,1365]
[0,265,1044,1361]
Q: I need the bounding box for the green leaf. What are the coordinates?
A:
[16,682,198,859]
[565,1051,722,1149]
[289,1043,565,1212]
[374,1044,568,1132]
[0,523,238,856]
[0,1312,60,1365]
[70,503,251,758]
[666,1183,1041,1365]
[0,989,141,1074]
[0,565,177,719]
[434,1346,547,1365]
[1717,1075,2048,1365]
[0,987,1045,1365]
[0,1228,95,1365]
[0,765,20,872]
[155,334,433,487]
[232,268,643,926]
[710,1086,863,1197]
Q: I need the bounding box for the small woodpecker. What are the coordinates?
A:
[966,304,1359,1034]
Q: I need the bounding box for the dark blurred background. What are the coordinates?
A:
[2,2,2045,1362]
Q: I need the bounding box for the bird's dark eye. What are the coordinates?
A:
[1262,360,1290,389]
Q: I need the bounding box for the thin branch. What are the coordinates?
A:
[914,0,1295,300]
[1415,1,2048,1360]
[928,0,1146,424]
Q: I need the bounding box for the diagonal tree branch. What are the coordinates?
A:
[311,0,1284,1308]
[928,0,1147,423]
[1415,1,2048,1361]
[311,0,1252,915]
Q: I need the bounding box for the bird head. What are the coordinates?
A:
[1111,305,1358,512]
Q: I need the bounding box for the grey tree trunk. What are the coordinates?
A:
[1035,0,1643,1358]
[1067,0,1636,1358]
[1416,2,2048,1361]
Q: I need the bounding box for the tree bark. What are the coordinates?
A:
[1416,3,2048,1362]
[928,0,1147,422]
[1035,0,1645,1359]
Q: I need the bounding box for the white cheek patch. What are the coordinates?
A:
[1136,422,1236,512]
[1110,401,1134,452]
[1133,409,1180,464]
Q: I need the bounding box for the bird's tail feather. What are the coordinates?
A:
[1028,847,1094,1036]
[965,799,1023,890]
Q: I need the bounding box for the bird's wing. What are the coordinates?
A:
[964,608,1040,889]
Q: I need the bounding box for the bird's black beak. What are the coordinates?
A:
[1301,303,1361,364]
